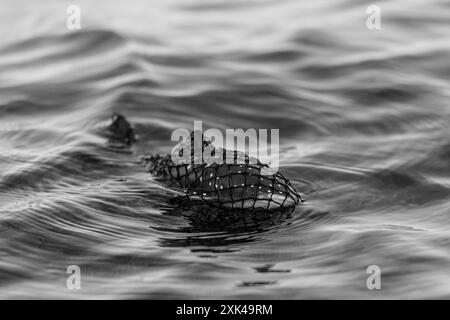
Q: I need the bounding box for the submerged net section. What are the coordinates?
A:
[143,133,302,210]
[166,197,296,232]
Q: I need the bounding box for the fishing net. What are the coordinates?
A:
[143,132,301,210]
[165,197,296,233]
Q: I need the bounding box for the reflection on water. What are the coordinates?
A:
[155,200,298,247]
[0,0,449,299]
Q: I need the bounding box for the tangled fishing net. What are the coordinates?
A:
[143,132,302,211]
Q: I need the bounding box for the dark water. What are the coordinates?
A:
[0,0,449,299]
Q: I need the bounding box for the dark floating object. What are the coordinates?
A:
[143,134,303,211]
[107,113,302,211]
[106,113,136,147]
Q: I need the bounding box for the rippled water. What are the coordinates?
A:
[0,0,449,299]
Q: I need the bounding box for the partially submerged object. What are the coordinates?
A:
[107,114,302,211]
[106,113,137,147]
[143,139,301,210]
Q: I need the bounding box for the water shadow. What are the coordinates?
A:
[154,197,297,249]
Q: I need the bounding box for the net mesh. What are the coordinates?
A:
[143,133,301,210]
[166,197,296,232]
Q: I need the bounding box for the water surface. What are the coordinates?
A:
[0,0,449,299]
